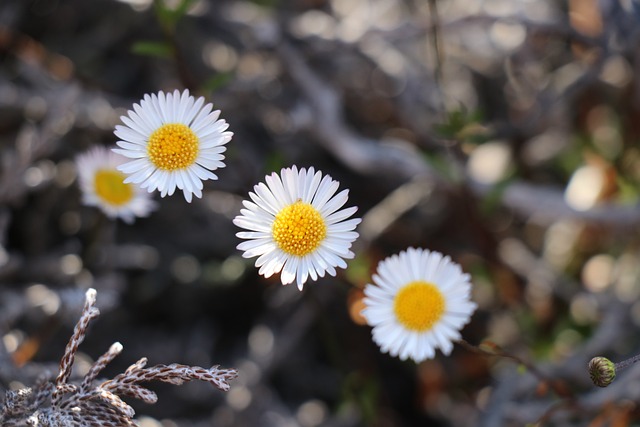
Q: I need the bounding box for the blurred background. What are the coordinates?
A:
[2,0,640,425]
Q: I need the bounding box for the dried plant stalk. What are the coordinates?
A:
[0,288,237,426]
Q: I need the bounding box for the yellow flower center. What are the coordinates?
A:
[272,200,327,257]
[393,281,446,332]
[147,123,199,171]
[94,169,134,206]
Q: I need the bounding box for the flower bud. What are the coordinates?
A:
[588,356,616,387]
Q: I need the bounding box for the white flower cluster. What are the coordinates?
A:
[74,89,477,363]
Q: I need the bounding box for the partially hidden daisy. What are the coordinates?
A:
[361,248,477,363]
[233,166,361,290]
[76,146,157,224]
[113,89,233,203]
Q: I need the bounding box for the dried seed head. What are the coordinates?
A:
[589,356,616,387]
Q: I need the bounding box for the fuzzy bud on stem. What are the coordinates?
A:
[588,357,616,387]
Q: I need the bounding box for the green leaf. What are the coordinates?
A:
[173,0,195,18]
[421,151,463,183]
[435,107,486,142]
[131,41,173,58]
[344,252,371,285]
[616,175,640,204]
[201,72,234,92]
[264,151,287,175]
[153,0,195,31]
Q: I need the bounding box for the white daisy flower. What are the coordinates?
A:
[361,248,477,363]
[76,146,157,224]
[113,89,233,203]
[233,166,361,290]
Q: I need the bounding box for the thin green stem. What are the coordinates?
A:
[153,0,197,91]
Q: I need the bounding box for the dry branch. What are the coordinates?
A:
[0,289,237,427]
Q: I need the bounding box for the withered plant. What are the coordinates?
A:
[0,288,237,426]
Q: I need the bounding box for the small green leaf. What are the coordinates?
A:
[173,0,195,18]
[153,0,195,31]
[616,175,640,204]
[131,41,173,58]
[435,107,486,142]
[344,252,370,285]
[201,72,234,92]
[264,152,287,175]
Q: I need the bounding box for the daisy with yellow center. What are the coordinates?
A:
[113,89,233,203]
[233,166,361,290]
[76,146,157,224]
[361,248,477,362]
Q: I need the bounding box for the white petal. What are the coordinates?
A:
[319,189,349,216]
[280,257,298,285]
